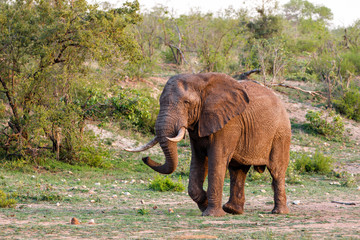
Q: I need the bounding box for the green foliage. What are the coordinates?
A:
[305,110,345,141]
[111,88,158,133]
[291,151,333,174]
[333,87,360,122]
[148,175,184,192]
[0,0,142,164]
[0,189,17,208]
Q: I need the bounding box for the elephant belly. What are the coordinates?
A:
[232,139,273,166]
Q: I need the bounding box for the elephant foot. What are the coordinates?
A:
[202,207,226,217]
[222,202,244,214]
[271,205,289,214]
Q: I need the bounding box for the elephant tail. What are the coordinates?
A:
[254,165,266,173]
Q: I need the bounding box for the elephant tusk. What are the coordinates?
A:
[124,137,158,152]
[167,127,186,142]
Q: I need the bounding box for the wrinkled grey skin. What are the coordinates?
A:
[140,73,291,217]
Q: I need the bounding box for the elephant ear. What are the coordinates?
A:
[198,84,249,137]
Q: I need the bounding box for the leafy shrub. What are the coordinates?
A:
[286,158,303,184]
[111,87,158,133]
[305,110,345,141]
[333,88,360,122]
[0,189,17,208]
[149,175,184,192]
[291,151,333,174]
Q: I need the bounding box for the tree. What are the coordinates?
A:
[0,0,141,162]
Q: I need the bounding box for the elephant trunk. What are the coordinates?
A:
[142,112,184,174]
[142,140,178,174]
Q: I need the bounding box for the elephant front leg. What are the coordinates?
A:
[188,155,208,212]
[202,153,227,217]
[223,164,250,214]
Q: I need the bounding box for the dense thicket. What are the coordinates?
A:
[0,0,359,165]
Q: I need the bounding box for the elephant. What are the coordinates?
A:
[125,73,291,217]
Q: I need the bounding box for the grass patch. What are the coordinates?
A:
[148,175,185,192]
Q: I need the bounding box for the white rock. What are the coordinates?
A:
[292,200,301,205]
[90,199,96,203]
[56,202,60,206]
[88,219,95,224]
[259,214,264,218]
[130,179,136,184]
[330,182,341,185]
[260,189,266,193]
[95,182,101,186]
[112,195,118,198]
[31,175,36,178]
[123,192,131,196]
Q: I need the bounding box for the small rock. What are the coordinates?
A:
[112,195,118,198]
[260,189,266,193]
[140,200,145,204]
[90,200,96,203]
[168,208,174,213]
[89,190,95,195]
[68,171,73,174]
[68,194,73,198]
[153,205,158,210]
[56,202,60,206]
[259,214,264,218]
[88,219,95,225]
[31,175,36,179]
[357,186,360,191]
[123,192,131,196]
[71,217,80,225]
[95,182,101,186]
[82,185,87,189]
[330,182,341,185]
[140,180,145,184]
[292,200,301,205]
[130,179,136,184]
[176,215,181,218]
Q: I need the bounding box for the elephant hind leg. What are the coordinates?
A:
[223,164,250,214]
[268,137,290,214]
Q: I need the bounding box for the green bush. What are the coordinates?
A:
[0,189,17,208]
[291,151,333,174]
[305,110,345,141]
[333,88,360,122]
[148,175,185,192]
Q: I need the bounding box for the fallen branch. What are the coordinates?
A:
[272,83,326,99]
[331,200,356,205]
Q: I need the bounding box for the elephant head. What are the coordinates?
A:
[125,73,249,174]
